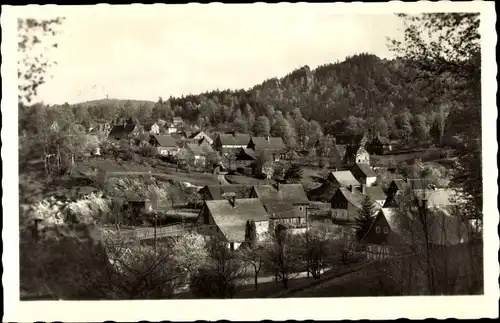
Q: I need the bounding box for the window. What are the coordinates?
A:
[376,227,381,234]
[383,227,389,234]
[299,206,303,211]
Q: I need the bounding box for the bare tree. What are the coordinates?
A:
[238,244,265,290]
[190,238,244,298]
[79,233,181,300]
[262,228,302,289]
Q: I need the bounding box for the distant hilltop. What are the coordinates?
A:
[72,98,156,108]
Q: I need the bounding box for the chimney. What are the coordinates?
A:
[231,196,236,208]
[362,184,366,194]
[349,185,353,192]
[266,135,270,141]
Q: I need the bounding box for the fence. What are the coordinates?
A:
[102,223,195,243]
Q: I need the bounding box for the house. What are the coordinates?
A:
[89,122,111,134]
[195,198,270,250]
[247,136,287,161]
[364,189,469,259]
[307,170,360,202]
[143,122,160,135]
[148,134,178,156]
[329,186,381,223]
[356,184,387,207]
[368,134,392,155]
[176,143,217,166]
[213,133,251,153]
[329,144,347,169]
[165,124,178,134]
[250,183,310,233]
[350,163,377,187]
[326,171,360,188]
[198,185,252,201]
[387,179,428,197]
[189,131,213,145]
[235,148,257,168]
[108,119,140,140]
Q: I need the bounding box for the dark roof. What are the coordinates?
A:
[249,136,286,151]
[361,186,387,202]
[251,184,309,204]
[383,195,400,208]
[219,133,251,146]
[186,143,215,156]
[236,148,257,161]
[108,124,137,139]
[205,198,269,242]
[151,134,177,147]
[335,187,381,210]
[352,163,377,178]
[308,181,341,202]
[263,203,300,218]
[327,171,360,187]
[199,185,250,200]
[373,134,391,145]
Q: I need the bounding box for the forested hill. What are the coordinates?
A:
[23,53,460,142]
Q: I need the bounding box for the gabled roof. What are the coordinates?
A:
[199,185,251,200]
[236,148,257,161]
[186,143,215,156]
[251,184,309,204]
[333,187,381,211]
[249,136,286,151]
[263,203,299,218]
[335,187,366,209]
[307,180,340,202]
[218,133,251,146]
[361,186,387,202]
[205,198,269,242]
[352,163,377,178]
[327,171,360,187]
[108,124,138,139]
[151,134,177,147]
[372,134,391,145]
[383,195,400,208]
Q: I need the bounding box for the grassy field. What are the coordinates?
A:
[371,147,450,167]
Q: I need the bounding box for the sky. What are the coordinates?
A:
[16,4,405,105]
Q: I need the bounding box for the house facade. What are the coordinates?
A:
[247,136,286,161]
[189,131,214,145]
[148,134,178,156]
[144,122,160,135]
[195,198,270,250]
[368,135,392,155]
[213,133,251,153]
[329,187,381,223]
[250,184,310,232]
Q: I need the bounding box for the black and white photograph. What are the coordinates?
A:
[2,2,498,321]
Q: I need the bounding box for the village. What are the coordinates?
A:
[13,8,485,304]
[19,111,482,299]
